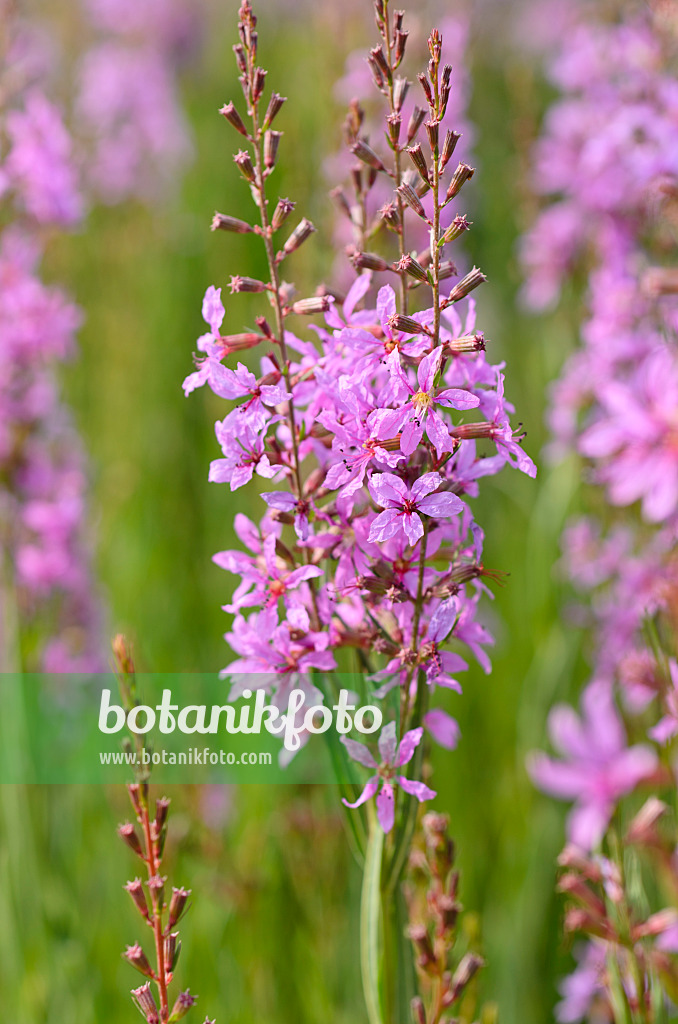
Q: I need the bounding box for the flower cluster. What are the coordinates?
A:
[186,0,534,832]
[524,3,678,1019]
[76,0,196,204]
[0,18,101,672]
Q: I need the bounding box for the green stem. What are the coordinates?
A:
[362,803,385,1024]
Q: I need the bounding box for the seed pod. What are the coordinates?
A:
[386,113,401,147]
[165,931,181,973]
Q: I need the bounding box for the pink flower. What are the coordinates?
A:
[380,347,480,457]
[367,471,464,546]
[341,722,436,832]
[529,681,658,850]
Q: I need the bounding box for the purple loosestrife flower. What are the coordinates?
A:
[341,722,436,833]
[529,681,657,851]
[380,347,481,457]
[368,471,464,545]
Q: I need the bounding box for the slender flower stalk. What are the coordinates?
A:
[113,635,211,1024]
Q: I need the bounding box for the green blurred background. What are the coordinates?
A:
[1,2,594,1019]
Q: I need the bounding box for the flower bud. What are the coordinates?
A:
[230,275,267,294]
[264,130,283,169]
[439,129,461,172]
[113,633,135,676]
[211,212,254,234]
[118,823,145,859]
[124,943,153,978]
[425,119,439,153]
[125,878,150,919]
[263,92,286,129]
[411,997,426,1024]
[626,797,668,847]
[443,332,485,356]
[397,253,429,284]
[445,162,475,201]
[234,149,256,183]
[396,182,426,219]
[350,250,391,272]
[329,187,352,220]
[408,924,436,973]
[369,45,391,84]
[407,106,426,144]
[417,70,433,108]
[379,202,401,231]
[127,782,144,818]
[406,143,429,184]
[154,796,171,834]
[393,77,410,113]
[386,113,401,147]
[165,931,181,973]
[219,102,248,136]
[169,887,192,928]
[440,214,471,245]
[448,952,484,1003]
[283,218,316,255]
[169,991,198,1022]
[147,874,166,911]
[291,296,332,315]
[351,138,386,172]
[272,197,295,230]
[232,41,247,73]
[440,64,452,118]
[443,267,487,306]
[387,314,431,336]
[132,983,159,1023]
[394,29,408,68]
[252,66,267,102]
[438,260,457,281]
